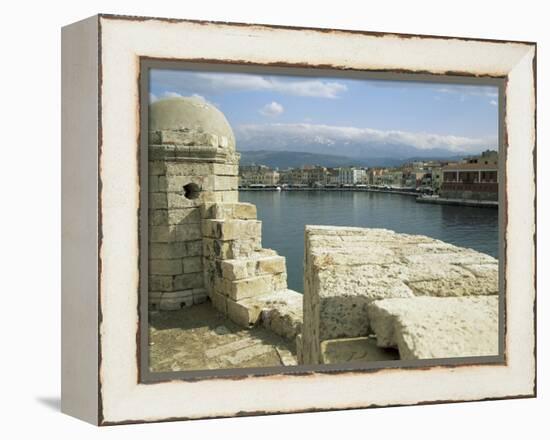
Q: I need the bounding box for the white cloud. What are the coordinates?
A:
[236,122,496,154]
[162,91,183,99]
[490,99,498,106]
[151,91,220,107]
[259,101,284,117]
[150,69,348,98]
[195,73,347,98]
[435,85,498,104]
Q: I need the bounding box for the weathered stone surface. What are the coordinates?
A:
[186,240,203,257]
[149,193,167,209]
[149,303,297,372]
[159,290,194,311]
[149,259,183,276]
[149,161,166,176]
[228,275,274,301]
[174,272,203,290]
[233,203,257,220]
[226,297,262,328]
[256,256,286,275]
[320,337,400,364]
[210,290,227,314]
[149,275,173,292]
[166,208,201,225]
[212,163,238,176]
[149,97,236,150]
[232,289,303,342]
[203,237,261,260]
[367,296,499,360]
[183,256,202,274]
[301,225,499,364]
[202,219,261,241]
[202,202,257,221]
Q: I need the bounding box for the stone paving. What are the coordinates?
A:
[149,301,297,372]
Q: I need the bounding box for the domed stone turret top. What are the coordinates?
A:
[149,96,235,151]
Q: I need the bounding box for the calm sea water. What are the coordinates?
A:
[239,191,499,293]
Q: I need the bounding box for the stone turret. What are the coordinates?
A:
[148,97,240,310]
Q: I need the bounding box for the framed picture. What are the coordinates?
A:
[61,14,536,425]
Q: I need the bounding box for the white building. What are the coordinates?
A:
[337,167,367,185]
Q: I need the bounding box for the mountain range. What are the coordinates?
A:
[238,150,465,169]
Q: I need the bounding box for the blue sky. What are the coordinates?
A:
[149,69,499,156]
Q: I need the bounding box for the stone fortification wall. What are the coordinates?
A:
[301,225,499,364]
[202,202,302,344]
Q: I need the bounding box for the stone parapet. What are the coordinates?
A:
[301,225,499,364]
[367,296,499,359]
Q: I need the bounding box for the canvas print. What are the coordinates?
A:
[145,67,501,374]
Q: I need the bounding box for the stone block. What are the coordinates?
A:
[149,193,167,209]
[149,176,159,192]
[319,337,400,364]
[149,259,183,276]
[272,272,288,290]
[219,191,239,203]
[149,275,173,291]
[212,163,238,176]
[159,290,194,311]
[367,296,499,360]
[203,238,261,260]
[239,289,303,341]
[174,224,202,241]
[183,256,202,274]
[149,242,186,260]
[166,192,202,209]
[165,162,212,177]
[256,256,286,275]
[149,209,168,226]
[226,298,262,328]
[233,203,257,220]
[220,259,249,281]
[186,240,203,256]
[217,220,262,241]
[209,290,227,314]
[208,175,239,191]
[174,272,204,290]
[228,275,274,301]
[148,161,166,176]
[166,208,201,225]
[149,225,174,243]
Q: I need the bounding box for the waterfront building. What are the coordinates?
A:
[239,165,280,186]
[372,170,403,187]
[440,150,498,201]
[302,165,328,186]
[338,167,367,185]
[431,167,444,191]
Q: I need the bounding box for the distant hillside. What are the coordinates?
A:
[238,150,405,169]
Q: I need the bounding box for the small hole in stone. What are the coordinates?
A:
[183,183,201,200]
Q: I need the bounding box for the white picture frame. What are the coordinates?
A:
[61,14,536,425]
